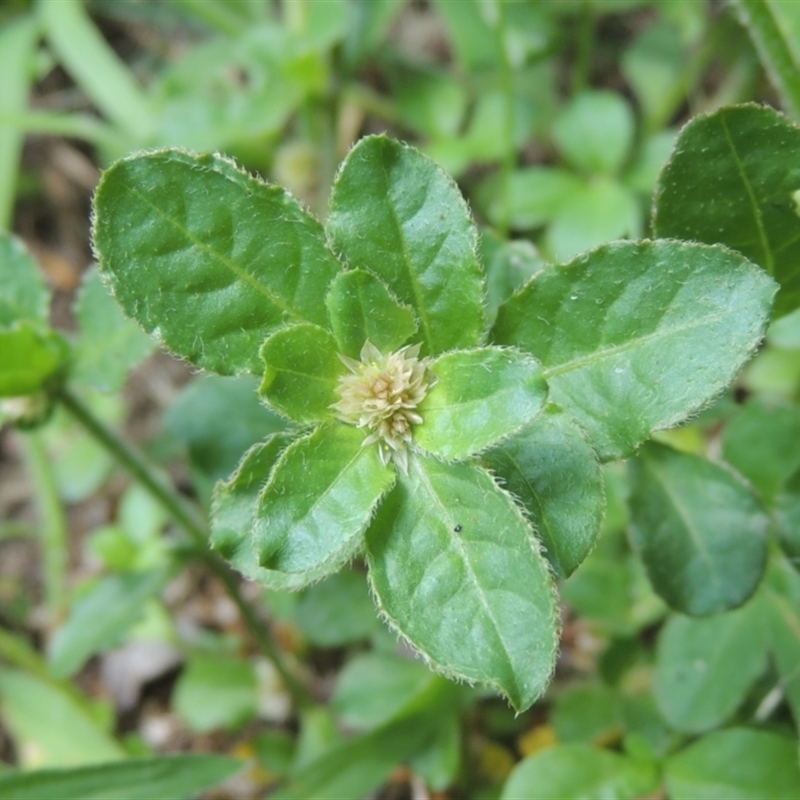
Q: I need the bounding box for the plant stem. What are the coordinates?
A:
[56,386,311,708]
[572,0,594,96]
[20,430,68,629]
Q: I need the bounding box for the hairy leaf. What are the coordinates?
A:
[253,425,395,581]
[93,149,341,374]
[366,455,558,712]
[492,240,776,461]
[654,103,800,316]
[629,442,769,615]
[416,348,547,461]
[483,405,605,578]
[325,269,417,359]
[327,135,484,355]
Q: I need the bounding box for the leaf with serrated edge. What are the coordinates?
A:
[416,347,547,461]
[327,135,485,355]
[92,149,341,375]
[211,435,312,591]
[325,269,418,359]
[629,442,768,615]
[366,454,559,712]
[253,424,395,583]
[492,240,777,462]
[654,103,800,317]
[482,405,605,578]
[259,323,342,423]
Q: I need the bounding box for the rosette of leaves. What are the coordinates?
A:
[92,135,776,711]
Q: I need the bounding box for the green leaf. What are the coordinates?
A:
[416,347,547,461]
[653,103,800,317]
[665,728,800,799]
[325,269,417,359]
[501,744,658,800]
[210,434,309,590]
[492,240,777,461]
[165,375,287,483]
[0,755,243,800]
[259,323,342,423]
[253,424,395,581]
[722,399,800,504]
[480,231,544,327]
[294,569,379,647]
[552,90,636,176]
[628,442,769,615]
[654,601,768,733]
[0,324,67,398]
[730,1,800,121]
[332,652,439,730]
[551,684,621,745]
[274,713,439,800]
[0,668,124,767]
[71,268,155,393]
[92,149,341,375]
[49,570,167,678]
[774,466,800,561]
[764,558,800,730]
[366,455,559,712]
[326,135,485,355]
[544,177,642,263]
[474,167,583,231]
[0,233,49,328]
[482,405,605,578]
[173,655,257,733]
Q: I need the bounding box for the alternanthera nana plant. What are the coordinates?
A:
[90,133,775,711]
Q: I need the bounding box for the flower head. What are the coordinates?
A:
[331,340,434,472]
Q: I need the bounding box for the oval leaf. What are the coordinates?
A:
[492,240,777,461]
[655,602,768,733]
[253,424,395,582]
[665,728,800,800]
[629,442,769,615]
[325,269,418,359]
[259,323,341,423]
[327,135,485,355]
[482,405,605,578]
[366,455,559,712]
[92,149,341,375]
[502,744,658,800]
[654,103,800,317]
[416,348,547,461]
[211,434,312,591]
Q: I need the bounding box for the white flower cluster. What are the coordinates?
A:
[331,340,433,472]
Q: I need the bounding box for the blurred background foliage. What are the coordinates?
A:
[1,1,799,798]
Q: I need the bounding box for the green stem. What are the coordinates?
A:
[56,386,311,708]
[731,0,800,120]
[495,1,516,239]
[20,431,68,628]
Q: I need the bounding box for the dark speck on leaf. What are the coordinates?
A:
[454,525,462,532]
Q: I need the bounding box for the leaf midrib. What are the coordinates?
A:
[412,459,519,696]
[377,160,436,353]
[118,180,302,322]
[543,297,758,379]
[645,458,723,605]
